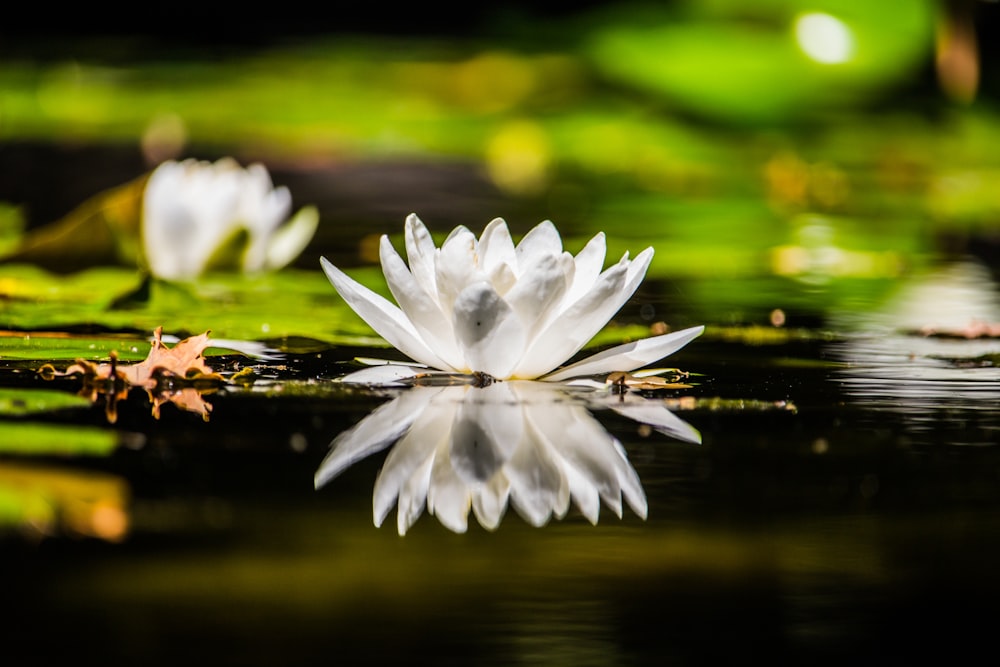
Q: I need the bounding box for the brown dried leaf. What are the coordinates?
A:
[38,327,222,422]
[58,327,219,388]
[119,326,219,387]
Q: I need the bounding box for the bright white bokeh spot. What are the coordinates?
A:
[794,12,854,64]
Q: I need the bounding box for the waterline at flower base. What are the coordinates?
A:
[321,214,703,383]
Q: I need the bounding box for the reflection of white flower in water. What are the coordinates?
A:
[832,260,1000,427]
[321,214,703,381]
[143,158,319,280]
[314,381,700,535]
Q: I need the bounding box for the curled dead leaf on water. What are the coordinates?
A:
[38,327,224,423]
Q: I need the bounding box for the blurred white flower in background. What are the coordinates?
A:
[322,214,703,382]
[314,381,701,535]
[143,158,318,280]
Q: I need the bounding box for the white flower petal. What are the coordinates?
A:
[562,463,601,523]
[449,383,523,483]
[143,162,222,279]
[624,246,655,295]
[478,218,517,282]
[488,262,518,297]
[404,213,439,300]
[395,454,434,536]
[525,396,626,519]
[515,248,655,378]
[260,182,292,228]
[379,235,463,368]
[514,220,563,274]
[373,398,454,529]
[264,205,319,270]
[541,325,705,382]
[243,185,293,270]
[471,475,511,531]
[606,397,703,444]
[613,440,648,520]
[435,226,483,314]
[503,252,573,338]
[452,281,528,377]
[335,364,424,386]
[512,257,628,378]
[564,232,607,306]
[506,436,564,527]
[427,450,472,533]
[244,162,276,198]
[321,257,456,371]
[313,387,440,490]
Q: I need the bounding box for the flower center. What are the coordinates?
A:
[472,371,496,387]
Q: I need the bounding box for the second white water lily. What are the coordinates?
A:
[323,215,702,381]
[143,158,319,280]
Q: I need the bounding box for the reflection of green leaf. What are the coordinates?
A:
[0,388,92,415]
[0,421,117,456]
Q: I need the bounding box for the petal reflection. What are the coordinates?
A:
[315,381,699,535]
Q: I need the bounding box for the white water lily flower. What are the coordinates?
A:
[321,214,703,381]
[143,158,319,280]
[314,381,700,535]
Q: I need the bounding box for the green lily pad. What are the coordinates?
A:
[0,331,151,361]
[0,264,379,345]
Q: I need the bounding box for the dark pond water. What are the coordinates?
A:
[3,307,1000,665]
[3,146,1000,665]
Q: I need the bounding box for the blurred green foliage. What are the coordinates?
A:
[0,421,117,455]
[586,0,935,123]
[0,387,91,414]
[2,0,1000,339]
